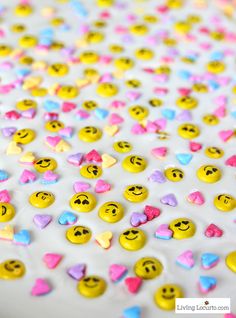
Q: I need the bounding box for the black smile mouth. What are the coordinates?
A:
[1,206,7,216]
[39,163,50,168]
[178,226,190,231]
[162,295,174,299]
[4,264,13,272]
[132,192,142,196]
[84,283,97,288]
[125,236,138,240]
[20,133,28,139]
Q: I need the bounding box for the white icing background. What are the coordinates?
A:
[0,0,236,317]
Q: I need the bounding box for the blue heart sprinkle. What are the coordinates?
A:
[43,100,60,112]
[176,153,193,165]
[178,70,191,80]
[13,230,31,245]
[161,109,176,120]
[199,276,217,290]
[58,211,78,225]
[94,108,109,120]
[123,306,141,318]
[201,253,219,268]
[0,170,9,181]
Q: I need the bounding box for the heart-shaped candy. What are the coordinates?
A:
[13,230,31,245]
[130,212,147,227]
[19,152,35,165]
[176,153,193,165]
[218,130,234,142]
[55,139,71,152]
[45,136,61,147]
[125,277,142,294]
[101,153,117,168]
[95,179,111,193]
[95,231,113,249]
[148,170,166,183]
[62,102,76,112]
[160,193,178,207]
[151,147,167,159]
[43,253,63,269]
[31,278,52,296]
[6,141,22,155]
[189,141,202,152]
[41,170,59,184]
[201,253,219,269]
[144,205,160,221]
[59,127,73,138]
[225,155,236,167]
[58,211,77,225]
[0,189,11,203]
[155,224,173,240]
[67,153,84,166]
[198,276,217,294]
[85,149,102,163]
[0,225,14,241]
[73,181,90,192]
[108,113,124,125]
[187,191,205,205]
[104,125,119,136]
[67,263,86,280]
[21,108,36,119]
[109,264,128,283]
[123,306,141,318]
[205,224,223,237]
[1,127,16,137]
[176,250,195,269]
[33,214,52,229]
[19,169,37,184]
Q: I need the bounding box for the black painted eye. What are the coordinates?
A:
[175,222,181,227]
[170,288,174,292]
[131,230,138,234]
[74,199,81,204]
[14,265,20,268]
[182,221,189,225]
[163,288,166,293]
[44,159,50,162]
[83,229,89,234]
[173,173,176,177]
[84,277,90,282]
[145,267,150,273]
[93,278,99,282]
[75,231,81,236]
[212,168,217,172]
[82,199,89,205]
[123,231,130,236]
[10,261,16,264]
[129,187,135,191]
[136,186,142,190]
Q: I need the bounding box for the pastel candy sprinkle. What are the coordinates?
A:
[198,276,217,294]
[176,250,195,269]
[205,224,223,237]
[61,102,76,113]
[144,205,161,221]
[43,253,63,269]
[130,212,147,227]
[73,181,90,192]
[189,141,202,152]
[187,191,205,205]
[1,127,16,137]
[33,214,52,229]
[19,169,37,184]
[95,179,111,193]
[0,170,9,182]
[95,231,113,249]
[58,211,77,225]
[0,189,11,202]
[59,127,73,139]
[67,263,86,280]
[101,153,117,168]
[108,113,124,125]
[218,130,234,142]
[85,149,102,163]
[155,224,173,240]
[176,153,193,165]
[6,141,22,155]
[13,229,31,245]
[109,264,128,283]
[123,306,141,318]
[0,225,14,241]
[19,152,36,165]
[67,153,84,166]
[124,277,142,294]
[148,170,166,183]
[225,155,236,167]
[31,278,52,296]
[41,170,59,184]
[201,253,220,269]
[160,193,178,207]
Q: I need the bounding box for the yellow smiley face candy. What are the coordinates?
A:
[78,126,102,142]
[119,228,146,251]
[197,165,222,183]
[34,157,57,173]
[226,251,236,273]
[122,155,147,173]
[154,284,184,310]
[98,201,124,223]
[77,275,107,298]
[165,167,184,182]
[128,105,149,121]
[214,194,236,212]
[206,61,225,74]
[57,85,79,99]
[113,141,132,153]
[0,203,15,222]
[14,4,33,17]
[123,184,148,203]
[96,82,118,98]
[47,63,69,77]
[13,129,36,145]
[114,57,134,71]
[176,96,198,110]
[205,146,224,159]
[80,164,102,179]
[66,225,92,244]
[0,259,25,280]
[45,120,65,132]
[134,257,163,279]
[169,218,196,239]
[29,191,55,208]
[202,114,219,126]
[70,192,96,212]
[16,99,37,111]
[178,123,200,139]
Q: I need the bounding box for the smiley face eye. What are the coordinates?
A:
[75,231,81,236]
[136,186,142,190]
[175,222,181,227]
[84,277,90,282]
[131,230,138,234]
[163,288,167,293]
[123,230,130,235]
[170,288,174,292]
[82,199,89,205]
[182,221,189,225]
[10,261,16,264]
[93,278,99,282]
[83,229,89,234]
[129,187,135,191]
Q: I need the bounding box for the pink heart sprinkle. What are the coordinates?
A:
[95,179,111,193]
[151,147,167,158]
[85,149,102,163]
[110,100,126,108]
[130,212,147,227]
[42,170,59,182]
[155,224,173,239]
[43,253,63,269]
[144,205,161,221]
[178,88,192,96]
[131,123,147,135]
[176,250,195,269]
[45,136,61,147]
[125,277,142,294]
[62,102,76,112]
[109,264,127,282]
[0,189,11,203]
[187,191,205,205]
[31,278,52,296]
[225,155,236,167]
[189,141,202,152]
[146,121,159,133]
[73,181,91,193]
[219,130,234,142]
[214,105,226,118]
[108,113,124,125]
[19,170,37,184]
[205,224,223,238]
[153,118,167,130]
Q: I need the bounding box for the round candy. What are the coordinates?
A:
[123,184,148,203]
[85,31,104,44]
[125,79,141,89]
[0,259,25,279]
[34,157,57,173]
[109,44,124,54]
[11,24,26,33]
[80,164,102,179]
[13,129,36,145]
[96,82,118,98]
[226,251,236,273]
[29,191,55,208]
[77,275,106,298]
[19,35,38,48]
[47,63,69,76]
[202,114,219,126]
[113,141,132,153]
[82,100,98,111]
[197,165,221,183]
[14,4,33,16]
[205,146,224,159]
[135,48,154,60]
[98,201,124,223]
[207,61,225,74]
[114,57,134,71]
[129,24,148,36]
[45,120,64,132]
[0,203,15,222]
[134,257,163,279]
[70,192,96,212]
[119,228,146,251]
[164,167,184,182]
[66,225,92,244]
[57,85,78,99]
[169,218,196,239]
[176,96,198,110]
[16,99,37,111]
[79,51,99,64]
[148,98,163,107]
[78,126,102,142]
[214,194,236,212]
[154,284,184,310]
[96,0,114,7]
[122,155,147,173]
[178,123,200,139]
[128,105,149,121]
